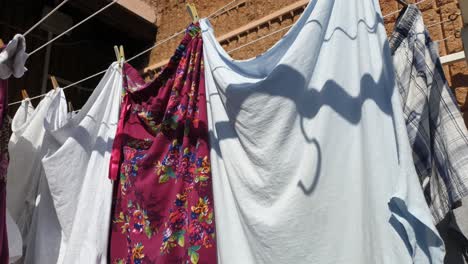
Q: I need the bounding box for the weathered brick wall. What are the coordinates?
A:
[146,0,467,124]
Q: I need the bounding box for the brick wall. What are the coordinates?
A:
[145,0,467,125]
[381,0,468,125]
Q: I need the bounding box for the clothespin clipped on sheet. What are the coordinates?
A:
[119,45,125,67]
[21,89,29,100]
[114,45,120,62]
[119,45,125,63]
[186,3,199,23]
[68,101,74,112]
[114,45,125,67]
[50,75,59,91]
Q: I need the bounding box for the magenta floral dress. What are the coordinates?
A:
[109,24,217,264]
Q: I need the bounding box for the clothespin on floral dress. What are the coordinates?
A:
[21,89,29,100]
[119,45,125,65]
[114,45,125,68]
[50,75,59,91]
[186,3,199,23]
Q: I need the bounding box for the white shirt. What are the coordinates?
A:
[42,63,122,264]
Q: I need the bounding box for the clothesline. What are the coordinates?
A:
[426,13,460,29]
[227,24,293,54]
[29,0,120,56]
[227,16,460,53]
[383,0,432,18]
[8,0,239,106]
[6,0,453,106]
[23,0,71,37]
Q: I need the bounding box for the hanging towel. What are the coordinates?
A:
[0,34,28,79]
[7,89,67,264]
[109,23,217,264]
[201,0,444,263]
[390,5,468,263]
[41,63,122,264]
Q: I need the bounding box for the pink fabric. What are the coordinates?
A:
[109,95,131,181]
[109,24,216,264]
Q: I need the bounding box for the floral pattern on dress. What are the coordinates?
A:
[157,140,214,263]
[113,138,155,264]
[110,23,216,264]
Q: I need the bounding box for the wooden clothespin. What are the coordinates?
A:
[114,45,125,67]
[50,75,59,91]
[0,38,4,47]
[119,45,125,62]
[114,45,120,62]
[186,3,199,23]
[21,89,29,100]
[68,101,74,112]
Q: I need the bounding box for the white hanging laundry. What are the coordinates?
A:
[42,63,122,264]
[6,89,67,264]
[6,210,21,263]
[0,34,28,79]
[201,0,444,263]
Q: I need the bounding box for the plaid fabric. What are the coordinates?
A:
[390,5,468,223]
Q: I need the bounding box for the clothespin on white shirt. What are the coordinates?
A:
[114,45,120,62]
[21,89,29,100]
[50,75,59,91]
[186,3,199,23]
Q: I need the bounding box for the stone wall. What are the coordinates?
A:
[145,0,468,124]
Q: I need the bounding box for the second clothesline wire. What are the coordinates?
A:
[8,0,441,106]
[8,0,238,106]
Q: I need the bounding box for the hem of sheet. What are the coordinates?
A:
[6,210,21,263]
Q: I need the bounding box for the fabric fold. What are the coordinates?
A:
[6,210,21,263]
[6,89,67,264]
